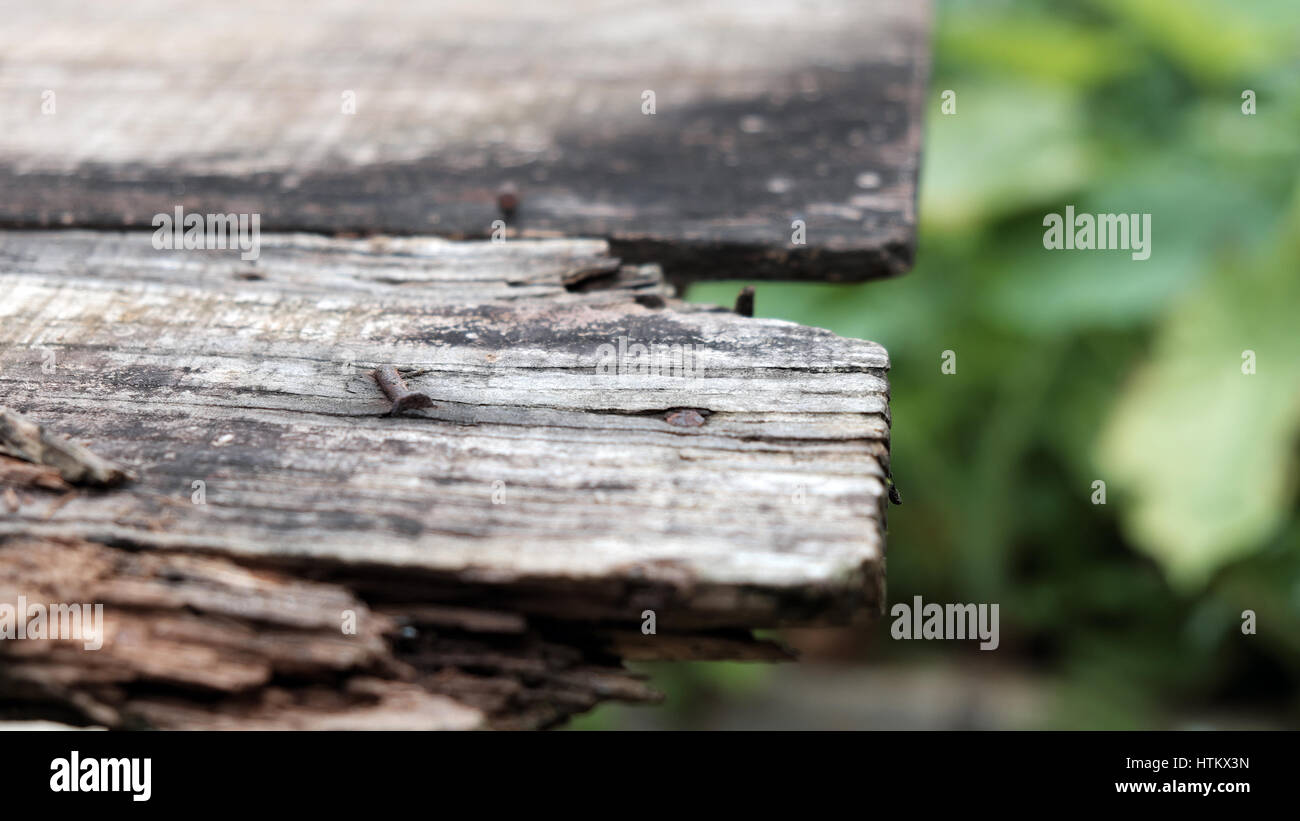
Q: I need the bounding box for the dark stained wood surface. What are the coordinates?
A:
[0,0,930,282]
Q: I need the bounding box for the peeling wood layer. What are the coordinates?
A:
[0,537,666,729]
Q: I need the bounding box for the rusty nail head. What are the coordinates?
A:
[372,366,434,416]
[497,184,519,221]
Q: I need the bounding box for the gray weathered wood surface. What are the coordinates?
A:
[0,0,930,282]
[0,232,890,728]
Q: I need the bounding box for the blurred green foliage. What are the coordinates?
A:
[679,0,1300,728]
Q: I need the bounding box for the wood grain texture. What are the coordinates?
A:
[0,231,889,727]
[0,0,930,282]
[0,231,891,631]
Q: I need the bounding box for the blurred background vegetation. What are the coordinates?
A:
[574,0,1300,729]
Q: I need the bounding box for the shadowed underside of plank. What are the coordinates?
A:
[0,0,930,282]
[0,231,889,728]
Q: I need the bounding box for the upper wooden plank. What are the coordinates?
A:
[0,0,930,282]
[0,231,889,628]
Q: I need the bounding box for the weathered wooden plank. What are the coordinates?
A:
[0,230,890,727]
[0,0,930,282]
[0,231,890,629]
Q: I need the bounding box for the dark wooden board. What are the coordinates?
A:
[0,0,930,282]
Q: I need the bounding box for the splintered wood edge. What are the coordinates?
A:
[0,0,930,282]
[0,230,890,630]
[0,536,667,729]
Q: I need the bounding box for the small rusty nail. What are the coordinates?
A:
[371,366,434,416]
[497,184,519,222]
[734,286,755,317]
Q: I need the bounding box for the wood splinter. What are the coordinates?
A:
[371,366,435,416]
[0,407,132,486]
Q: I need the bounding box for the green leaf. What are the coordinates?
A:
[937,16,1140,87]
[920,82,1091,232]
[1096,198,1300,588]
[1088,0,1288,86]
